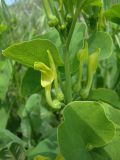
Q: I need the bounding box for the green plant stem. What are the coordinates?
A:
[63,45,72,103]
[66,4,82,48]
[63,5,82,103]
[45,85,54,108]
[45,85,61,110]
[42,0,51,19]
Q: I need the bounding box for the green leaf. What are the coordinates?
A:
[27,132,58,159]
[21,68,41,96]
[0,129,25,150]
[0,102,10,129]
[39,29,63,58]
[0,142,26,160]
[0,60,12,100]
[91,102,120,160]
[105,4,120,24]
[88,32,113,60]
[89,88,120,109]
[2,39,63,68]
[70,22,87,71]
[58,101,115,160]
[91,128,120,160]
[100,102,120,126]
[21,94,42,139]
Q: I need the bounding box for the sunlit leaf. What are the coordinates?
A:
[58,101,115,160]
[2,39,63,68]
[88,32,113,60]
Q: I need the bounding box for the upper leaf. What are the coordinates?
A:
[2,39,63,68]
[88,32,113,60]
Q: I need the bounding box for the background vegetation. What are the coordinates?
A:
[0,0,120,159]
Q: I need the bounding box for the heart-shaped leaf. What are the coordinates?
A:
[58,101,115,160]
[2,39,63,68]
[88,32,113,60]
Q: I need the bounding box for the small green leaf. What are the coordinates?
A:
[21,68,41,96]
[2,39,63,68]
[58,101,115,160]
[88,32,113,60]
